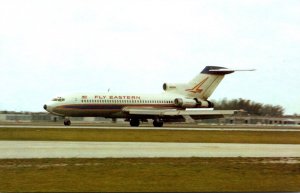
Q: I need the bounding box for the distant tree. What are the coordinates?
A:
[213,98,284,116]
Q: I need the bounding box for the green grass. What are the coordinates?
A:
[1,125,300,192]
[0,158,300,192]
[1,127,300,144]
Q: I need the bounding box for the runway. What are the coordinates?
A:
[1,125,300,132]
[1,141,300,159]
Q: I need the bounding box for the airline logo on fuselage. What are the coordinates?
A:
[82,95,141,100]
[185,77,209,93]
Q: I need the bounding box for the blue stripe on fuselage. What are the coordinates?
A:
[63,105,123,110]
[61,104,175,110]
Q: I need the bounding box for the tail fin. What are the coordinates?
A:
[186,66,234,99]
[163,66,254,100]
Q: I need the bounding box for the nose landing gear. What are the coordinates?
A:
[64,118,71,126]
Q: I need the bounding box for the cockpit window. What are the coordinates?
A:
[52,97,65,102]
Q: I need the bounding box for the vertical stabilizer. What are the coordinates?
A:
[163,66,235,100]
[186,66,234,99]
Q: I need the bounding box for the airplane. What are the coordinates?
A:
[43,66,254,127]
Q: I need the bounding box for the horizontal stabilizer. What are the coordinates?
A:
[204,66,255,75]
[209,68,255,72]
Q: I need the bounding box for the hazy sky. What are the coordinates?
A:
[0,0,299,114]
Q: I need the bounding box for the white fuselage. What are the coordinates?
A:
[44,92,183,118]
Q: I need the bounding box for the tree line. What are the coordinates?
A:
[213,98,284,116]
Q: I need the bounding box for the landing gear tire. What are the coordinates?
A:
[64,119,71,126]
[153,119,163,127]
[130,119,140,127]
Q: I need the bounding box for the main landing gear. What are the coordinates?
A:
[64,118,71,126]
[153,119,163,127]
[129,118,140,127]
[129,118,164,127]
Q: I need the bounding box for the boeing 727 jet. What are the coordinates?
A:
[43,66,253,127]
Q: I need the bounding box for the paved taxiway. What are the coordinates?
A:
[1,141,300,159]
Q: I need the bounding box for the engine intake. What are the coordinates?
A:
[163,83,177,91]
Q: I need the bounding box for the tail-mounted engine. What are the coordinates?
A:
[174,98,214,108]
[163,83,186,92]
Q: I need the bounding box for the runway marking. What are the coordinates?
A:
[1,141,300,159]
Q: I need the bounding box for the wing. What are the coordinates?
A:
[122,107,236,120]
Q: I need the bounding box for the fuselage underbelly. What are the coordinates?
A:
[53,103,177,118]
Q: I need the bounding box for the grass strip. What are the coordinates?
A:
[0,157,299,192]
[1,127,300,144]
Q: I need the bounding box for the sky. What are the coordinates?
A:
[0,0,299,114]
